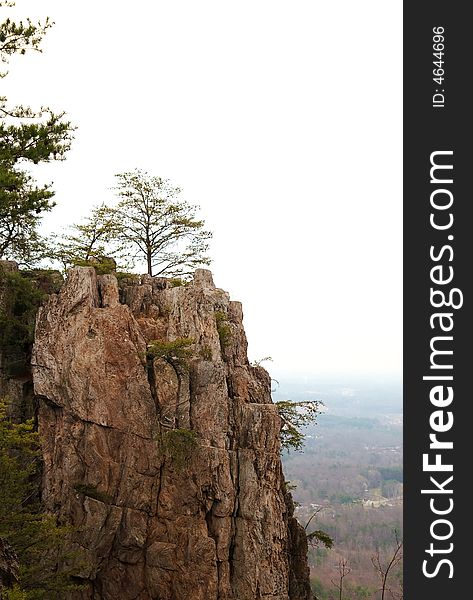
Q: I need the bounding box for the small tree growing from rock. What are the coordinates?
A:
[147,338,195,428]
[275,399,322,452]
[146,338,195,371]
[158,428,198,472]
[304,507,334,550]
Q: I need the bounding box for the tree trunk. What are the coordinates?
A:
[381,576,387,600]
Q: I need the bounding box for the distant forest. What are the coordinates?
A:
[278,382,403,599]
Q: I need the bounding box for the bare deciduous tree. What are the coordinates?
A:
[371,531,403,600]
[109,170,212,277]
[331,557,351,600]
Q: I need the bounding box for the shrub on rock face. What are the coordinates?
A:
[158,428,198,471]
[168,278,185,288]
[147,338,195,370]
[200,345,213,361]
[71,257,117,275]
[214,311,231,349]
[275,400,322,453]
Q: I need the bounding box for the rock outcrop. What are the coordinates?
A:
[30,267,313,599]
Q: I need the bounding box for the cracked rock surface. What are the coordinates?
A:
[32,267,313,600]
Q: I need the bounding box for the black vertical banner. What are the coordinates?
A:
[404,3,470,599]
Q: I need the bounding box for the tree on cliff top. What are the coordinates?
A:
[0,2,74,264]
[49,203,125,272]
[107,169,212,277]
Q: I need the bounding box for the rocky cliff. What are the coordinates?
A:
[2,262,313,599]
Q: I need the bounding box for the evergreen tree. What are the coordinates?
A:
[0,2,74,264]
[0,400,84,599]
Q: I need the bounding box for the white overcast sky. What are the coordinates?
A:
[4,1,402,380]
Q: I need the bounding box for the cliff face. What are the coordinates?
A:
[29,267,312,600]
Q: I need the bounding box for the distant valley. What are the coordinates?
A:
[274,378,403,599]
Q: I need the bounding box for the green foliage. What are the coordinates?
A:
[159,304,172,317]
[51,170,213,277]
[214,310,231,348]
[147,337,195,370]
[275,400,322,452]
[306,529,333,549]
[50,204,125,272]
[0,4,52,77]
[158,428,198,471]
[108,169,213,276]
[115,271,138,284]
[21,269,63,295]
[379,466,403,483]
[0,267,45,376]
[0,3,74,264]
[303,507,334,552]
[310,577,330,600]
[311,578,374,600]
[75,258,115,275]
[0,399,84,598]
[338,494,357,505]
[168,277,185,287]
[73,483,112,504]
[0,400,39,519]
[200,345,212,361]
[345,583,375,600]
[3,586,29,600]
[71,256,116,275]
